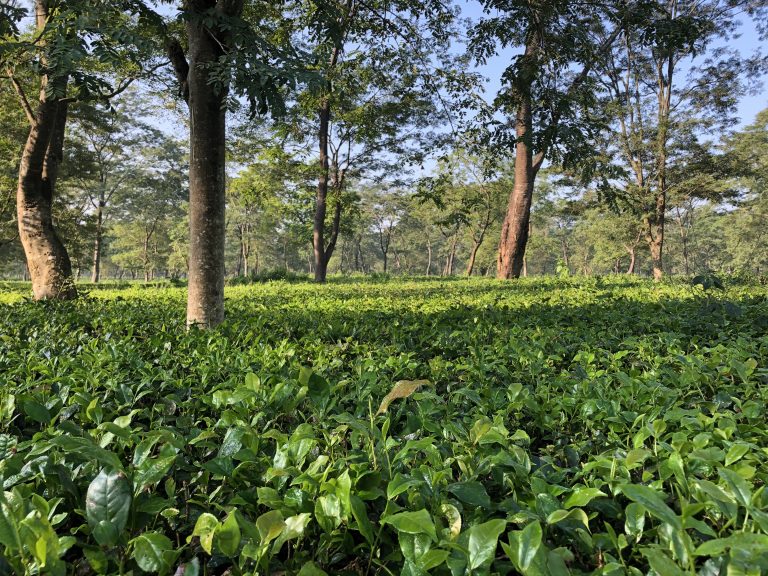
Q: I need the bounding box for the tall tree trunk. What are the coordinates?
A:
[16,3,76,300]
[143,233,150,282]
[357,237,365,272]
[184,0,242,327]
[322,186,343,272]
[91,196,104,283]
[645,194,665,281]
[561,238,569,270]
[627,247,636,274]
[676,208,690,275]
[445,236,458,276]
[17,95,76,299]
[646,51,673,282]
[426,238,432,276]
[314,98,331,283]
[466,240,481,276]
[497,36,540,280]
[496,96,534,279]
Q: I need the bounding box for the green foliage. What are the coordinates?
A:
[1,0,163,101]
[0,277,767,574]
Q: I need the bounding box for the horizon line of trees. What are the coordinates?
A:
[2,108,766,284]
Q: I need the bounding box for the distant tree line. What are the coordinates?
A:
[0,0,766,327]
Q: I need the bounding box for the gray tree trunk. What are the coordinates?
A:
[184,0,243,327]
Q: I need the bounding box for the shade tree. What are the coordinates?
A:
[2,0,164,298]
[469,0,623,279]
[595,0,767,280]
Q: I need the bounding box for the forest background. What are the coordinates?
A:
[1,0,766,291]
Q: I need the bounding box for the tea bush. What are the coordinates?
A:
[0,277,767,575]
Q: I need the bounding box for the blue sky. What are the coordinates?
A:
[456,0,766,128]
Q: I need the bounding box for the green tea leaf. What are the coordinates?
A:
[53,435,124,472]
[86,469,132,547]
[256,510,285,544]
[519,521,542,570]
[0,435,17,460]
[191,513,219,554]
[440,503,461,541]
[546,508,590,531]
[315,494,341,533]
[350,496,374,545]
[718,468,752,507]
[383,509,437,541]
[564,487,606,508]
[641,548,685,576]
[620,484,680,529]
[131,532,172,573]
[23,400,50,424]
[624,502,645,542]
[298,561,329,576]
[725,443,750,467]
[134,454,175,492]
[216,512,241,557]
[467,518,506,571]
[447,481,491,508]
[273,512,312,552]
[387,473,423,500]
[0,493,20,551]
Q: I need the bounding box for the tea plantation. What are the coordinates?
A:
[1,277,767,575]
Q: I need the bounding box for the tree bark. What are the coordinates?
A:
[425,238,432,276]
[91,196,104,283]
[496,105,535,279]
[627,247,636,274]
[242,239,250,277]
[16,1,76,300]
[356,237,365,272]
[645,50,674,282]
[314,97,332,283]
[495,24,620,280]
[445,235,458,276]
[322,185,343,273]
[496,36,539,279]
[17,95,76,299]
[675,207,690,275]
[561,238,570,270]
[466,240,482,276]
[184,0,242,327]
[645,189,666,281]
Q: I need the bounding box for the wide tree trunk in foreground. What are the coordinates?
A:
[496,93,537,279]
[496,37,541,279]
[15,1,76,300]
[181,0,243,327]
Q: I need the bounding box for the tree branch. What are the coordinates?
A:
[7,71,36,125]
[165,38,190,103]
